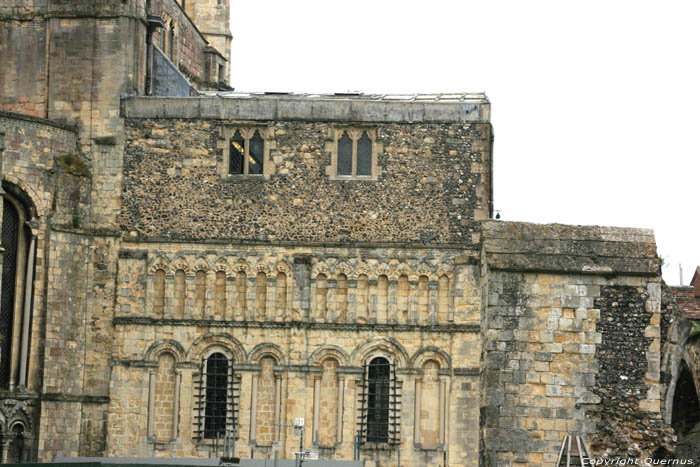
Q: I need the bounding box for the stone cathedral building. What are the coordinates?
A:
[1,1,697,466]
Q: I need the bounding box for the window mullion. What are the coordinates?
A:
[351,136,358,176]
[243,136,249,174]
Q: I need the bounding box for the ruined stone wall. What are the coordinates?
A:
[106,241,482,467]
[121,117,491,244]
[480,220,667,466]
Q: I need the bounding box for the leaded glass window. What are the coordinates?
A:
[229,131,244,175]
[249,130,264,175]
[338,132,353,175]
[227,129,266,175]
[357,131,372,176]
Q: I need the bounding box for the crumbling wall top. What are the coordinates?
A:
[482,219,659,276]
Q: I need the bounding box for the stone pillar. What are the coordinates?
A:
[439,378,446,446]
[147,370,156,440]
[249,373,258,444]
[368,279,377,323]
[266,276,276,321]
[274,374,282,441]
[414,378,422,445]
[18,231,36,387]
[292,256,311,321]
[347,278,357,323]
[173,369,182,440]
[247,275,257,321]
[429,280,439,325]
[409,280,418,323]
[388,279,398,323]
[0,435,11,464]
[336,377,345,444]
[185,274,195,319]
[205,270,216,318]
[227,275,236,321]
[326,278,336,322]
[164,274,175,318]
[312,376,321,445]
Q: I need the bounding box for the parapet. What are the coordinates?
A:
[120,92,491,123]
[482,220,659,276]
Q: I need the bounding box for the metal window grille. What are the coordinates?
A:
[0,199,19,389]
[357,357,401,446]
[193,353,240,440]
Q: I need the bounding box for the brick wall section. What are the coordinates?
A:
[122,118,491,244]
[151,0,208,86]
[671,286,700,319]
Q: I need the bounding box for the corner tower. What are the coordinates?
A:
[184,0,232,85]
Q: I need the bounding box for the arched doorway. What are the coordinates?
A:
[672,361,700,438]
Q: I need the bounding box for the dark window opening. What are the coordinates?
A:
[218,64,224,83]
[337,132,352,175]
[0,198,19,389]
[229,131,244,175]
[203,353,229,439]
[357,131,372,175]
[169,23,175,60]
[8,424,24,462]
[367,357,390,443]
[249,131,264,175]
[672,361,700,438]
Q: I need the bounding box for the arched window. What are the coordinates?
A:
[195,270,207,317]
[153,269,166,317]
[196,352,238,440]
[229,130,245,175]
[255,272,267,320]
[1,193,35,390]
[337,132,352,176]
[365,357,390,443]
[356,131,372,176]
[8,423,25,462]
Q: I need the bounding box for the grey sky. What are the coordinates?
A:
[230,1,699,285]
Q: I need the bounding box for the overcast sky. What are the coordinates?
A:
[230,1,699,285]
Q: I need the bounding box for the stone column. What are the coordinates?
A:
[292,256,311,321]
[227,275,236,321]
[326,278,336,322]
[414,378,422,445]
[18,230,36,387]
[266,276,276,322]
[336,377,345,444]
[185,274,195,319]
[249,374,258,444]
[346,279,357,323]
[368,279,377,323]
[247,275,257,321]
[429,280,439,325]
[173,369,182,440]
[0,435,11,464]
[388,279,398,323]
[439,378,446,446]
[312,376,321,445]
[274,374,282,441]
[409,280,418,323]
[147,370,156,440]
[205,270,216,318]
[164,274,175,318]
